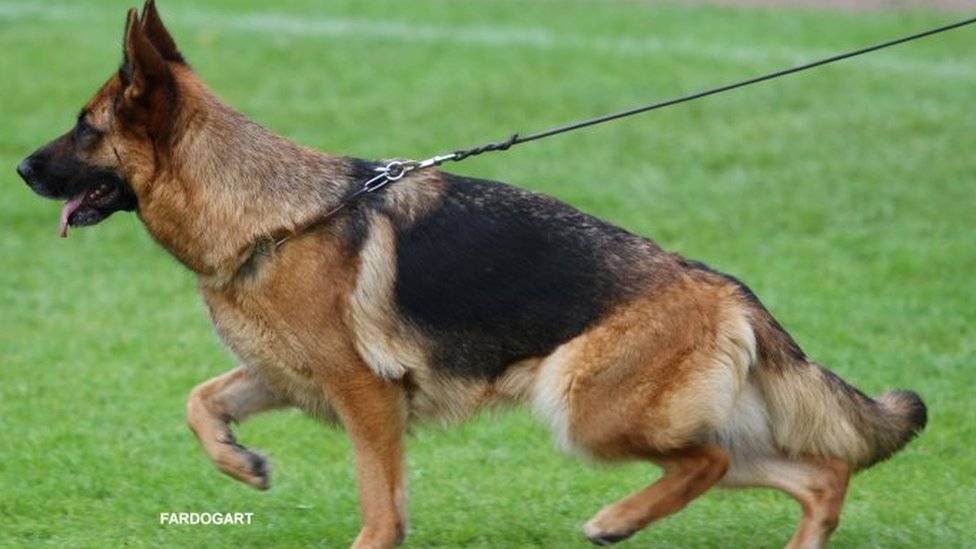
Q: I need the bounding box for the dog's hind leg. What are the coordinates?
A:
[582,445,730,545]
[531,277,754,545]
[186,367,289,490]
[721,455,850,549]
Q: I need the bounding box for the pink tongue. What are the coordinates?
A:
[59,193,87,238]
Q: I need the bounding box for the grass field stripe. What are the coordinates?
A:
[200,11,976,79]
[1,2,972,80]
[0,3,84,19]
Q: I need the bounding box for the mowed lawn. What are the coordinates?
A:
[1,0,974,547]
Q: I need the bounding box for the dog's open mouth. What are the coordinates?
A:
[59,181,132,237]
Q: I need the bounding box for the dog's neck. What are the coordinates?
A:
[137,88,351,286]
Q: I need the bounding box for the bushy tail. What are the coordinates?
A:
[752,316,927,471]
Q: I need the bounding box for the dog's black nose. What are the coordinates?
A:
[16,158,34,182]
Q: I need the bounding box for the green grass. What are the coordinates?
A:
[1,0,974,547]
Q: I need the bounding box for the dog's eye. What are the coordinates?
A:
[76,120,94,137]
[74,118,100,143]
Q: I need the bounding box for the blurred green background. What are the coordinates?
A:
[1,1,973,547]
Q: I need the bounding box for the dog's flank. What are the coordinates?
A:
[391,175,655,380]
[18,3,926,549]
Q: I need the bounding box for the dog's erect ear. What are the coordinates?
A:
[120,8,170,102]
[141,0,184,64]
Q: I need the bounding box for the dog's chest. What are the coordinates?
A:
[202,288,317,393]
[197,246,360,401]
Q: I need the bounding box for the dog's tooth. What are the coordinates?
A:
[88,183,110,200]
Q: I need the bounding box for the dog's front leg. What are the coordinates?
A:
[186,367,289,490]
[327,366,408,549]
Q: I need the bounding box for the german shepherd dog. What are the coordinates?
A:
[17,3,926,548]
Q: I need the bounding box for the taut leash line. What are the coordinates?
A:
[448,13,976,161]
[279,14,975,244]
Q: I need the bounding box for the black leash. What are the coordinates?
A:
[448,13,976,162]
[278,14,975,246]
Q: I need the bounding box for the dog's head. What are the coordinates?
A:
[16,0,184,237]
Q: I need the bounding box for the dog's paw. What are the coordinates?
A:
[215,441,271,491]
[239,447,270,491]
